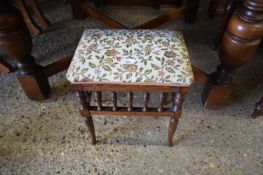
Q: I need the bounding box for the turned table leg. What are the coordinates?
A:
[168,92,185,147]
[252,97,263,118]
[77,91,96,145]
[202,0,263,109]
[0,2,50,100]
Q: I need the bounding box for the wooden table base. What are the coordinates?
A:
[202,0,263,109]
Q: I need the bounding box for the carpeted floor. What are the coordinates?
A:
[0,2,262,175]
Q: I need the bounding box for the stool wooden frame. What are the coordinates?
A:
[72,83,189,146]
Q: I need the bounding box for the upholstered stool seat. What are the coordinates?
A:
[67,29,194,146]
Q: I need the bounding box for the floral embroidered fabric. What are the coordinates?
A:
[67,29,194,86]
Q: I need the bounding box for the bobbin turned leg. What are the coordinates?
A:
[77,91,96,145]
[202,0,263,109]
[168,92,185,146]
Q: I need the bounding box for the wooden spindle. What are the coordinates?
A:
[168,92,185,146]
[112,91,117,111]
[143,92,149,112]
[158,92,165,112]
[85,91,92,105]
[76,91,89,110]
[127,92,133,112]
[95,91,102,111]
[172,92,184,113]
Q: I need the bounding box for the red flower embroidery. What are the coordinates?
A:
[158,70,165,78]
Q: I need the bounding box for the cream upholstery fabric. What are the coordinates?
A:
[67,29,194,86]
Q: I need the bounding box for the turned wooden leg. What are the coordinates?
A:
[70,0,86,19]
[85,115,96,145]
[15,0,41,35]
[77,91,96,145]
[168,115,180,146]
[202,0,263,109]
[213,0,237,49]
[168,92,185,146]
[252,97,263,118]
[29,0,50,29]
[184,0,200,23]
[208,0,220,18]
[0,2,50,101]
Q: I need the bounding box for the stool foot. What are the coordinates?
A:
[85,115,96,145]
[168,116,179,147]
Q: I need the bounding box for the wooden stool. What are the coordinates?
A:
[66,29,194,146]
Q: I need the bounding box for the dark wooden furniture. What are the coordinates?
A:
[202,0,263,109]
[15,0,50,35]
[70,0,200,29]
[209,0,238,49]
[252,97,263,118]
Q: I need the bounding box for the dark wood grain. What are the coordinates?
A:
[0,2,50,100]
[202,0,263,109]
